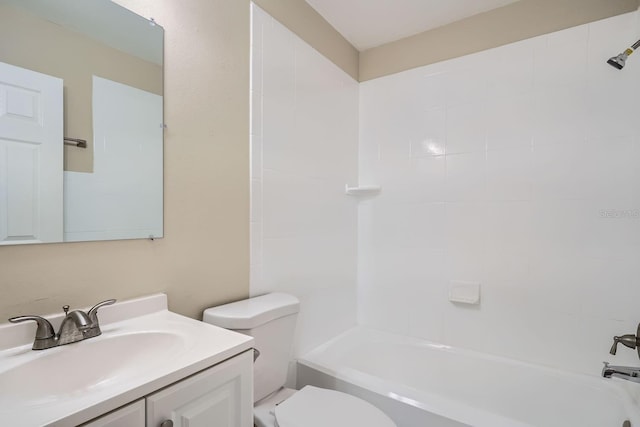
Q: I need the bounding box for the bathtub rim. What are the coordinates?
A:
[298,326,640,427]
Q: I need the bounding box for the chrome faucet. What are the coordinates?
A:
[8,299,116,350]
[603,323,640,384]
[602,362,640,383]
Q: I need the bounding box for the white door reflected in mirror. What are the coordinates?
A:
[0,61,63,245]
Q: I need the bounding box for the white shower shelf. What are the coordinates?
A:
[344,185,381,196]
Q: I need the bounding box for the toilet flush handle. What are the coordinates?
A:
[253,348,261,362]
[160,420,173,427]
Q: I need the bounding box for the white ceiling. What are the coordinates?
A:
[305,0,522,51]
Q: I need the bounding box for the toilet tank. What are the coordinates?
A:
[202,293,300,403]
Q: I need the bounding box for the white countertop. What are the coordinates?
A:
[0,294,254,427]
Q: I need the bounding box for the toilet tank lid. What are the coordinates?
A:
[203,293,300,329]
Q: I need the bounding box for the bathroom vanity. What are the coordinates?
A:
[0,294,254,427]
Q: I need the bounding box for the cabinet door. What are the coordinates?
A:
[81,399,145,427]
[146,350,254,427]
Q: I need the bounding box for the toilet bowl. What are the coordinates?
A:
[203,293,397,427]
[253,385,395,427]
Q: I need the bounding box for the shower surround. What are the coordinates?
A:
[252,3,640,375]
[358,10,640,374]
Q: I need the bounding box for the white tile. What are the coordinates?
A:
[418,71,448,109]
[442,302,487,352]
[532,88,588,145]
[370,202,446,250]
[534,27,588,94]
[529,200,597,259]
[527,254,587,315]
[445,202,488,282]
[250,220,263,266]
[359,286,411,335]
[293,286,357,355]
[262,19,295,101]
[485,94,534,150]
[250,90,262,136]
[368,246,446,292]
[250,178,262,223]
[532,136,639,201]
[485,38,536,99]
[376,155,446,204]
[486,147,532,201]
[583,136,639,200]
[250,11,264,94]
[261,96,295,173]
[531,140,590,200]
[250,134,262,180]
[445,152,486,201]
[581,257,640,322]
[262,171,355,239]
[446,102,487,154]
[407,284,446,343]
[586,86,639,140]
[489,309,577,368]
[546,23,589,47]
[484,201,533,283]
[410,156,446,203]
[586,200,640,260]
[446,67,488,107]
[250,264,264,295]
[261,236,356,292]
[409,107,446,158]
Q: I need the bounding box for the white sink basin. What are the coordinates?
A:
[0,331,185,405]
[0,294,254,427]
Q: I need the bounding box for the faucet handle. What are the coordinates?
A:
[611,334,639,355]
[82,299,115,340]
[8,315,55,340]
[610,323,640,358]
[87,299,116,322]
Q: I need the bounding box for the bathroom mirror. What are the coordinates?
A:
[0,0,163,245]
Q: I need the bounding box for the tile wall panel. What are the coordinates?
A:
[359,11,640,374]
[250,4,359,357]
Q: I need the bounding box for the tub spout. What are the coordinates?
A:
[602,362,640,384]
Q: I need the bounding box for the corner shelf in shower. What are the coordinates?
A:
[344,185,381,197]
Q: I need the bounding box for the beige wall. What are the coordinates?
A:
[0,4,162,173]
[0,0,250,321]
[360,0,640,81]
[253,0,359,80]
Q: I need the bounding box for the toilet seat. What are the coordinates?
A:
[274,386,396,427]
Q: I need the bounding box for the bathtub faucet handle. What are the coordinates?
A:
[609,323,640,358]
[610,335,638,355]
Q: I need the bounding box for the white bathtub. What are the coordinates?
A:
[297,327,640,427]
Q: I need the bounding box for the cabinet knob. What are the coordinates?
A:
[160,420,173,427]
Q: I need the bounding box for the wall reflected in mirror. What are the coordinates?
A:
[0,0,163,245]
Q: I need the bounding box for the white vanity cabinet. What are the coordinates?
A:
[147,350,253,427]
[82,400,146,427]
[82,351,253,427]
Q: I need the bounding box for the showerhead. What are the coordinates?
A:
[607,52,628,70]
[607,39,640,70]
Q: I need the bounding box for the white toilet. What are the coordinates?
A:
[203,293,396,427]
